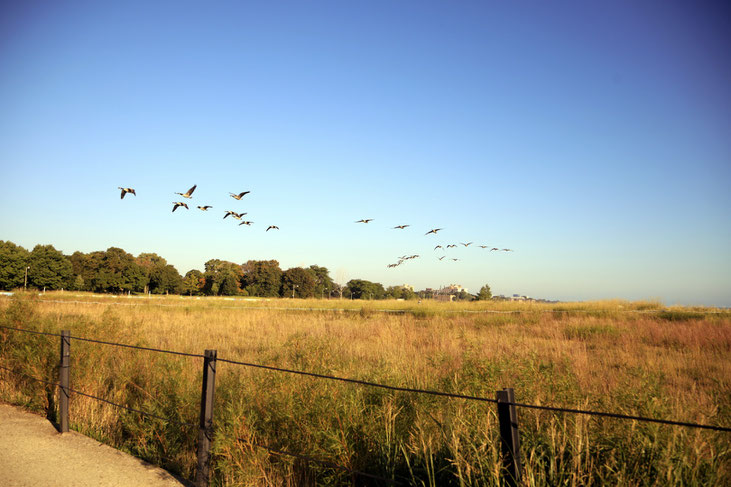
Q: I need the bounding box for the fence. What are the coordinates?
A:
[1,323,729,486]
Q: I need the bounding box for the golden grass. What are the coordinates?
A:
[1,292,729,485]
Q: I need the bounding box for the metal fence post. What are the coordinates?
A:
[195,349,217,487]
[59,330,70,433]
[496,387,522,486]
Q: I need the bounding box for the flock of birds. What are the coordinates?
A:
[118,185,279,231]
[118,186,514,268]
[352,219,514,269]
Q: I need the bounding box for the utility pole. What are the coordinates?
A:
[24,266,30,291]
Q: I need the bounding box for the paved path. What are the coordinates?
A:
[0,404,191,487]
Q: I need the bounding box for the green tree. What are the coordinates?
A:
[308,265,335,298]
[136,253,168,294]
[386,285,417,300]
[182,269,205,296]
[346,279,386,300]
[476,284,492,300]
[27,244,73,290]
[456,289,474,301]
[241,260,283,297]
[90,247,148,293]
[0,241,30,290]
[281,267,316,298]
[69,250,104,292]
[203,259,242,296]
[148,264,183,294]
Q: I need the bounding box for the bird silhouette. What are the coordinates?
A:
[393,224,409,229]
[239,221,254,226]
[461,242,473,247]
[172,202,189,212]
[478,245,489,249]
[223,210,246,220]
[425,228,442,235]
[501,248,513,252]
[175,185,197,198]
[197,206,212,211]
[266,225,279,232]
[355,219,374,223]
[490,248,499,251]
[229,191,250,200]
[118,187,136,199]
[434,245,443,250]
[446,244,457,249]
[438,256,446,261]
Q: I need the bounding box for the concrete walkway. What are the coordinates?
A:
[0,404,191,487]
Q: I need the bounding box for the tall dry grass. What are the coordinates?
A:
[1,292,729,485]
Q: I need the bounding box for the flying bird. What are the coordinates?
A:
[175,185,197,198]
[229,191,250,200]
[239,221,254,226]
[490,248,500,251]
[172,202,189,212]
[446,244,457,249]
[393,224,410,229]
[425,228,442,235]
[438,256,446,261]
[451,258,460,262]
[434,245,443,250]
[461,242,473,247]
[197,206,212,211]
[224,210,246,220]
[118,187,136,199]
[501,248,514,252]
[478,245,489,249]
[266,225,279,232]
[355,219,374,223]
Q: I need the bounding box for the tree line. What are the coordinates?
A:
[0,240,492,300]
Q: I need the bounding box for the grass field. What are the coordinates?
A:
[1,292,729,486]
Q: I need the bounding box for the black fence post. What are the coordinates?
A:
[195,349,217,487]
[496,387,521,486]
[59,330,70,433]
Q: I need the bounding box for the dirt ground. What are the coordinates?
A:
[0,403,192,487]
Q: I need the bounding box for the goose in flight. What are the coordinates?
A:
[446,244,457,249]
[425,228,442,235]
[501,248,514,252]
[478,245,489,249]
[224,210,246,220]
[118,187,136,199]
[461,242,473,247]
[355,219,374,223]
[239,221,254,226]
[393,224,409,229]
[197,206,212,211]
[172,202,189,212]
[438,256,446,261]
[229,191,250,200]
[434,245,443,250]
[175,185,197,198]
[266,225,279,232]
[490,247,500,251]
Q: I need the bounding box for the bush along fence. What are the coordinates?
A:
[1,324,730,486]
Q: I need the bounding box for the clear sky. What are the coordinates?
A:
[1,1,729,305]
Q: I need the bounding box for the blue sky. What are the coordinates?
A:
[1,1,729,305]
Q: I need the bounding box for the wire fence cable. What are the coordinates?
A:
[218,356,498,403]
